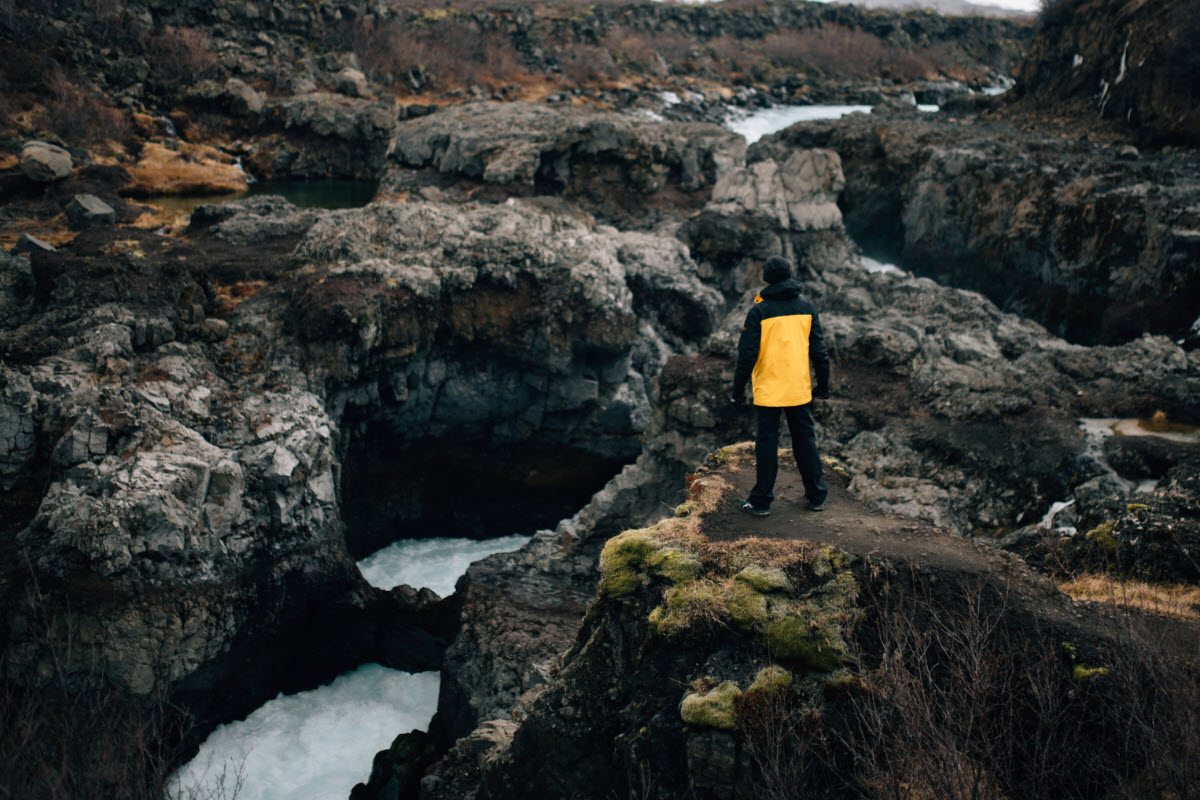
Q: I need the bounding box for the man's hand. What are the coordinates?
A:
[728,393,745,408]
[813,387,831,400]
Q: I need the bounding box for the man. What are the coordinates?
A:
[731,256,830,516]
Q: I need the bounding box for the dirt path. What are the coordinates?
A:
[700,457,1200,654]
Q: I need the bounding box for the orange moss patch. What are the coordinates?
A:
[1060,574,1200,620]
[213,281,269,316]
[123,142,247,197]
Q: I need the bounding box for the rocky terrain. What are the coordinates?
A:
[2,0,1200,797]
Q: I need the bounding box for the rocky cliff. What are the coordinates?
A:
[415,448,1200,800]
[755,109,1200,345]
[1011,0,1200,147]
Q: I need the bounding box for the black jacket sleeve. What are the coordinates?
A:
[732,307,761,399]
[810,310,830,397]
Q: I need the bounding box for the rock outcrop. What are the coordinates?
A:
[421,447,1197,800]
[382,102,745,229]
[1011,0,1200,146]
[755,109,1200,345]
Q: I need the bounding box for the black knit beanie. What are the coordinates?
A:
[763,256,791,284]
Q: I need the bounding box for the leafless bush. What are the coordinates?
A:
[735,579,1200,800]
[0,567,238,799]
[735,684,839,800]
[34,70,134,145]
[146,25,220,86]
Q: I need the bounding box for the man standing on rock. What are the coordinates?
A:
[731,256,830,516]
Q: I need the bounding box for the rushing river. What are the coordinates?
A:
[172,535,529,800]
[725,103,938,144]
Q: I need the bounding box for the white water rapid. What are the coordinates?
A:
[172,534,530,800]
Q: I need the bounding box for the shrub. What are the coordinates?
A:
[146,25,220,86]
[35,70,134,146]
[733,580,1200,800]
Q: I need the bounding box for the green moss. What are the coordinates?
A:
[735,565,792,593]
[821,455,851,479]
[1072,664,1110,682]
[651,579,724,636]
[680,681,741,730]
[674,501,698,518]
[704,447,731,467]
[598,531,656,598]
[750,665,793,693]
[765,609,851,672]
[811,546,849,579]
[1060,641,1077,656]
[1126,503,1149,513]
[647,548,702,585]
[727,582,768,629]
[1085,521,1118,556]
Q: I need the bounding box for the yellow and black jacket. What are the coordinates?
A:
[733,279,830,407]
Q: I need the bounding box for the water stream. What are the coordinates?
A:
[172,535,529,800]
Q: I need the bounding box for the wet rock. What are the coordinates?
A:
[65,194,116,229]
[20,140,72,182]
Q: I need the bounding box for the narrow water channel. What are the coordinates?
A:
[172,536,529,800]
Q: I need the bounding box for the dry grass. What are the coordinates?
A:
[1060,574,1200,620]
[122,142,248,197]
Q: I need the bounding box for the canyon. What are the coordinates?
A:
[2,0,1199,798]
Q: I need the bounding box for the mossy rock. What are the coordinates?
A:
[680,681,741,730]
[1085,521,1118,556]
[735,565,792,593]
[1072,664,1110,682]
[750,665,793,693]
[727,581,768,629]
[648,547,702,585]
[650,578,726,636]
[599,531,657,597]
[823,670,864,699]
[765,609,852,671]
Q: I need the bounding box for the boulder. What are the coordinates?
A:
[222,77,265,116]
[19,140,72,182]
[14,233,55,254]
[65,194,116,229]
[334,67,369,98]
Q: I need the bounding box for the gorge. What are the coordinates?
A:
[2,0,1200,798]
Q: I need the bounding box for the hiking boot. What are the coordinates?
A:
[741,500,770,517]
[808,499,825,512]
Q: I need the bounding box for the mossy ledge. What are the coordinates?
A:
[598,442,860,675]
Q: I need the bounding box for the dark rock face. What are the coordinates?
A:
[1012,0,1200,146]
[0,122,730,735]
[755,110,1200,345]
[383,102,746,229]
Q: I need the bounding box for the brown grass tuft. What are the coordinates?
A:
[1059,574,1200,620]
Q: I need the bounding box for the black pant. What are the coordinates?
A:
[749,403,826,509]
